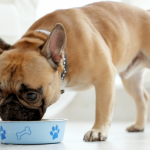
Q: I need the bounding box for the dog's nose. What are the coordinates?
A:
[2,93,19,105]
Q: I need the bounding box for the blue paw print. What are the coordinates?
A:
[50,125,60,140]
[0,126,6,140]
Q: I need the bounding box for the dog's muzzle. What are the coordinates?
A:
[0,94,42,121]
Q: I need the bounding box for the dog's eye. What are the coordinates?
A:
[27,93,37,101]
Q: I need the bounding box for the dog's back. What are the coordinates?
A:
[26,1,150,74]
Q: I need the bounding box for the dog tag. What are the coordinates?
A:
[61,90,65,94]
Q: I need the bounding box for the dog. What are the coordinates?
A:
[0,1,150,142]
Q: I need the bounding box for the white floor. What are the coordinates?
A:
[0,122,150,150]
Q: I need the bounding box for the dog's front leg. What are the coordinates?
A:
[84,64,116,142]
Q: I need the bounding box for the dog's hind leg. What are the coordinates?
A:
[120,69,149,132]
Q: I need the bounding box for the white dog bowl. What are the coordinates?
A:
[0,119,68,144]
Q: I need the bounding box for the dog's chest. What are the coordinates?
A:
[61,78,93,91]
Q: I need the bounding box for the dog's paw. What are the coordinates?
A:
[83,129,107,142]
[126,124,144,132]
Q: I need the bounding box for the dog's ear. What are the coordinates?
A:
[40,23,67,69]
[0,38,11,51]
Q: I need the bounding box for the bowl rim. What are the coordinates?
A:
[0,118,68,122]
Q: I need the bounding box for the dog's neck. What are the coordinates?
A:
[35,29,67,83]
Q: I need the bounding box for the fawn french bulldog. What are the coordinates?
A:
[0,1,150,141]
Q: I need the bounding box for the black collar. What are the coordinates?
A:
[35,29,67,83]
[61,52,67,82]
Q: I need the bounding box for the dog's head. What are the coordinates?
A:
[0,23,66,121]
